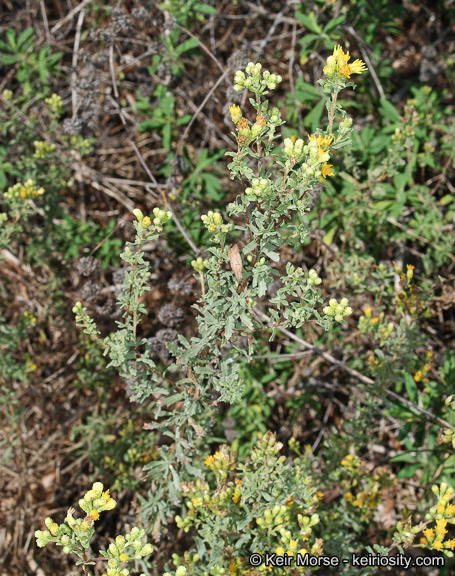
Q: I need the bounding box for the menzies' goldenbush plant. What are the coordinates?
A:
[35,482,153,576]
[73,48,366,570]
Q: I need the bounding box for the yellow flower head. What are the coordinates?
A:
[229,104,242,124]
[333,46,351,65]
[119,553,128,562]
[446,504,455,516]
[205,455,215,466]
[448,539,455,551]
[232,493,241,504]
[436,518,448,536]
[321,163,334,178]
[324,46,367,78]
[90,510,100,521]
[414,371,422,383]
[423,528,434,539]
[432,540,443,551]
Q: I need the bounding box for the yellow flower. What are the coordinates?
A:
[414,371,422,382]
[321,163,334,178]
[423,528,434,539]
[276,546,285,556]
[432,540,443,551]
[205,455,215,466]
[229,104,242,124]
[420,537,427,545]
[228,561,238,573]
[119,553,128,562]
[308,134,333,150]
[325,46,366,78]
[142,216,151,227]
[232,493,241,504]
[333,46,351,65]
[436,518,448,536]
[234,478,242,486]
[446,504,455,515]
[437,504,445,514]
[353,499,363,507]
[90,510,100,521]
[348,59,367,74]
[448,539,455,550]
[191,498,203,507]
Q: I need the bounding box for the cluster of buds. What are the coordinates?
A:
[35,482,116,551]
[45,93,64,115]
[306,269,322,287]
[33,140,56,159]
[286,135,334,181]
[191,257,208,272]
[5,179,45,200]
[245,178,271,199]
[256,505,289,528]
[35,483,152,576]
[251,431,285,462]
[153,207,172,231]
[338,116,353,136]
[165,564,192,576]
[297,513,321,541]
[323,298,353,323]
[233,62,282,93]
[323,45,367,80]
[201,210,231,241]
[284,137,305,162]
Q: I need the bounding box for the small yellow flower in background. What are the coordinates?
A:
[446,504,455,515]
[345,492,354,501]
[432,540,443,551]
[437,504,445,514]
[234,478,242,486]
[232,492,241,504]
[420,537,427,545]
[321,163,334,178]
[414,371,422,382]
[89,510,100,521]
[276,546,285,555]
[119,553,128,562]
[448,539,455,550]
[423,528,434,539]
[205,455,215,466]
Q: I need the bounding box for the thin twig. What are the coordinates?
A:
[71,8,85,117]
[40,0,51,44]
[50,0,93,34]
[176,24,225,74]
[254,309,453,429]
[108,52,200,253]
[344,23,386,100]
